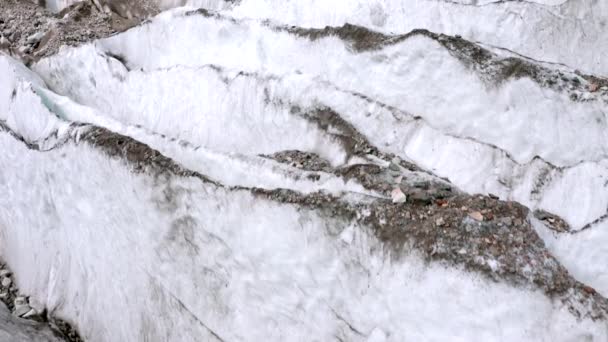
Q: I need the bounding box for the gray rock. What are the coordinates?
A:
[22,309,38,318]
[0,36,9,49]
[388,162,400,172]
[14,304,31,317]
[26,31,44,44]
[14,297,26,306]
[499,217,513,226]
[1,277,11,287]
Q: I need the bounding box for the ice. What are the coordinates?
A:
[1,129,605,340]
[209,0,608,76]
[30,15,608,296]
[34,15,608,230]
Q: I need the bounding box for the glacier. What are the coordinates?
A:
[1,0,608,341]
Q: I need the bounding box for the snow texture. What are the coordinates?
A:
[31,7,608,296]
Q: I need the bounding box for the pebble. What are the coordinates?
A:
[409,190,432,205]
[391,188,407,204]
[14,304,31,317]
[588,83,599,92]
[1,277,11,287]
[22,308,38,318]
[14,296,26,306]
[468,211,484,221]
[388,162,400,172]
[0,36,9,48]
[499,217,513,226]
[435,217,445,226]
[388,168,401,177]
[26,31,44,44]
[0,269,11,277]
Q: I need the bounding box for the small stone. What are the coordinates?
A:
[22,308,38,318]
[14,297,26,306]
[436,199,448,207]
[409,190,432,205]
[0,270,11,277]
[468,211,484,221]
[388,169,401,177]
[1,277,11,287]
[435,217,445,226]
[499,217,513,226]
[391,188,406,204]
[458,248,467,255]
[14,304,31,317]
[394,176,403,184]
[0,292,7,299]
[26,31,44,44]
[588,82,599,92]
[0,36,9,48]
[413,181,430,190]
[388,162,400,172]
[582,285,596,295]
[18,45,29,54]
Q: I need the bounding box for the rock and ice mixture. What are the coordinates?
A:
[1,0,607,341]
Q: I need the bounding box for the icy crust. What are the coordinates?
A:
[33,18,608,232]
[0,55,70,146]
[176,0,608,76]
[1,117,608,342]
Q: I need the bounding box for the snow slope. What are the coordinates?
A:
[30,8,608,297]
[3,53,605,341]
[170,0,608,76]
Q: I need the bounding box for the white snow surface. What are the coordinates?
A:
[170,0,608,76]
[1,131,605,341]
[29,10,608,298]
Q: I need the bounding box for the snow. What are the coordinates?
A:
[533,218,608,296]
[172,0,608,76]
[29,11,608,297]
[1,128,605,341]
[34,12,608,230]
